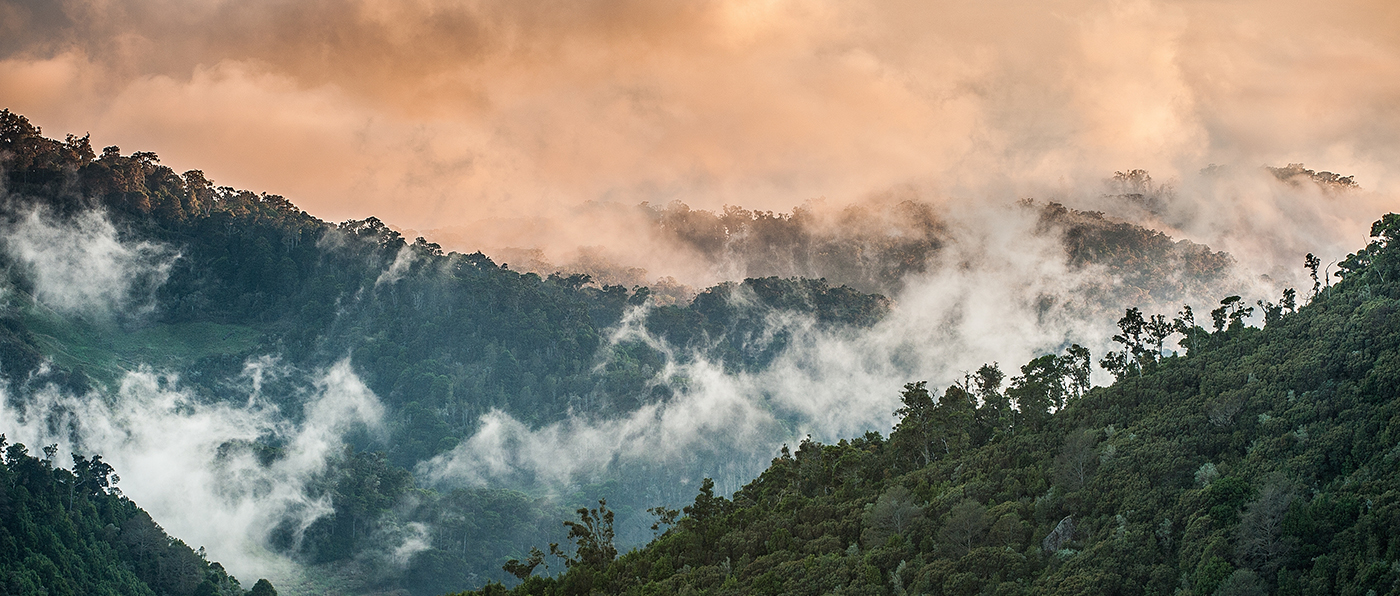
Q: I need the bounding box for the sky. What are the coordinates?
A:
[2,0,1399,239]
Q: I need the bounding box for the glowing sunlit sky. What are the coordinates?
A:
[3,0,1399,233]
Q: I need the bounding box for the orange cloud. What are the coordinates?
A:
[0,0,1396,247]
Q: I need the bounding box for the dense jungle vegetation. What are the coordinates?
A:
[461,214,1400,596]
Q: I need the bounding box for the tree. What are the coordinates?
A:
[683,478,726,526]
[893,381,938,466]
[1111,169,1155,194]
[1057,345,1092,402]
[894,382,973,467]
[502,547,546,581]
[1211,296,1253,332]
[249,579,278,596]
[1145,314,1174,358]
[1174,305,1200,353]
[1305,253,1321,299]
[1256,298,1282,326]
[1099,350,1129,381]
[558,500,616,569]
[648,505,679,537]
[1009,354,1065,428]
[1053,429,1098,491]
[1114,307,1147,357]
[1213,570,1266,596]
[861,485,924,547]
[937,385,975,451]
[938,499,989,556]
[972,363,1012,442]
[973,363,1004,400]
[71,453,118,497]
[1234,481,1296,578]
[1102,307,1150,378]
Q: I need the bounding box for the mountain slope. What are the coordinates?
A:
[464,215,1400,596]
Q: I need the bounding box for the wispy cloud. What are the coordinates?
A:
[1,207,176,316]
[418,198,1276,495]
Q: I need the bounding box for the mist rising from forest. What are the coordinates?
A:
[1,207,175,316]
[413,163,1389,303]
[0,164,1386,586]
[0,359,390,582]
[2,0,1400,589]
[417,167,1366,497]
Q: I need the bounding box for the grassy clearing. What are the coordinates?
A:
[15,296,264,387]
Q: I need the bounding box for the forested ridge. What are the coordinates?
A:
[0,107,887,446]
[462,214,1400,596]
[639,193,1233,301]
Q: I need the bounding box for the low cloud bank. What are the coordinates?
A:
[419,199,1279,496]
[0,358,384,583]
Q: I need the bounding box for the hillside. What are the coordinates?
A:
[0,437,273,596]
[463,214,1400,595]
[0,109,894,592]
[641,197,1234,301]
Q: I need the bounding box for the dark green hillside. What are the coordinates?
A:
[0,437,266,596]
[463,215,1400,596]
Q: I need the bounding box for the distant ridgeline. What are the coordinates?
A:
[643,194,1235,300]
[0,437,276,596]
[461,215,1400,596]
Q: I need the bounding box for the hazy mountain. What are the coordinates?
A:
[0,109,1357,595]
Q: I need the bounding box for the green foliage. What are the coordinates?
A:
[1036,199,1235,302]
[0,435,267,596]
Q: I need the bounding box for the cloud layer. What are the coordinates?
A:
[1,0,1397,235]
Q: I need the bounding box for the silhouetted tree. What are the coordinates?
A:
[556,500,616,569]
[1305,253,1321,299]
